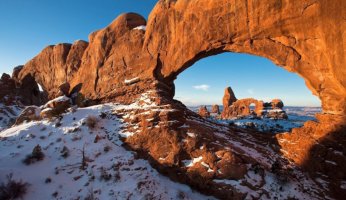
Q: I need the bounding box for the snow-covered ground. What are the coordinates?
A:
[189,106,320,133]
[0,103,23,132]
[0,103,215,200]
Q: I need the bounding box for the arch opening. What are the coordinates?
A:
[173,52,321,133]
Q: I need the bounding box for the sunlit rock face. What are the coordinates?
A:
[4,0,346,199]
[16,0,346,116]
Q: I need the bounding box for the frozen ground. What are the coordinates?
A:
[0,103,23,132]
[0,103,215,200]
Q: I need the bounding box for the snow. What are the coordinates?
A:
[183,156,203,167]
[0,104,214,200]
[44,96,71,108]
[325,160,337,165]
[0,103,23,131]
[133,25,146,31]
[341,181,346,190]
[187,132,196,138]
[124,77,140,85]
[214,170,324,200]
[37,83,44,92]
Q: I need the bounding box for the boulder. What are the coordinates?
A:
[58,82,70,96]
[265,109,288,120]
[14,106,41,125]
[271,99,284,109]
[211,104,220,114]
[198,106,210,118]
[41,96,72,118]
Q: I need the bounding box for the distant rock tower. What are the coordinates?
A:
[222,87,237,109]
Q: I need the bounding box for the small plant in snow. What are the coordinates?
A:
[99,167,112,182]
[79,145,88,170]
[52,191,58,198]
[23,145,45,165]
[60,146,70,158]
[84,187,98,200]
[103,145,111,152]
[0,173,29,200]
[86,115,99,129]
[99,112,107,119]
[55,121,62,127]
[45,177,52,184]
[177,191,186,199]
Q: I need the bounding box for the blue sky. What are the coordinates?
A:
[0,0,320,107]
[174,53,321,107]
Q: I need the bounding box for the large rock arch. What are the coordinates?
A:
[17,0,346,115]
[146,0,345,116]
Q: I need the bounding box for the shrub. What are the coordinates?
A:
[0,173,29,200]
[23,145,45,165]
[60,146,69,158]
[103,145,111,152]
[84,188,95,200]
[99,167,112,182]
[86,115,99,129]
[45,177,52,184]
[99,112,107,119]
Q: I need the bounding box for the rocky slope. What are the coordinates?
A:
[0,95,328,200]
[0,103,216,200]
[1,0,346,199]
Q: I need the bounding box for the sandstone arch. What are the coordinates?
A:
[146,0,346,116]
[15,0,346,117]
[221,98,264,119]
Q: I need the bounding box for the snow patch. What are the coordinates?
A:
[124,77,140,85]
[133,25,146,31]
[183,156,203,167]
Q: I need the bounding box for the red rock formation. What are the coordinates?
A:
[211,104,220,114]
[58,82,70,96]
[221,98,264,119]
[13,1,346,116]
[271,99,284,109]
[14,106,41,125]
[0,71,43,106]
[222,87,237,109]
[198,106,210,118]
